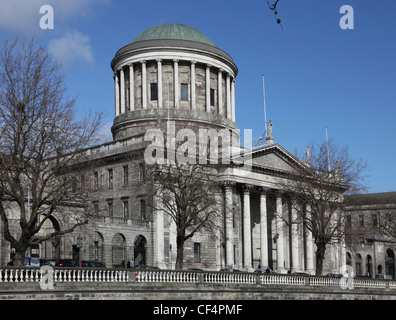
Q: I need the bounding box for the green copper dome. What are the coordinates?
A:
[131,23,217,47]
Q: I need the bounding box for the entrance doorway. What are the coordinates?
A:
[134,235,147,266]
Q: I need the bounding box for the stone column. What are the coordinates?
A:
[242,185,252,270]
[259,187,269,269]
[157,58,162,108]
[141,60,147,109]
[120,67,125,114]
[206,64,211,112]
[305,204,314,273]
[190,60,196,110]
[154,187,166,269]
[173,59,179,109]
[114,71,120,116]
[291,200,299,272]
[276,193,285,273]
[129,64,134,111]
[224,184,234,267]
[226,74,231,119]
[231,79,236,122]
[169,209,177,269]
[218,69,223,116]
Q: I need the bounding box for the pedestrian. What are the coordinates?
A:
[129,258,134,268]
[265,267,270,273]
[126,258,131,268]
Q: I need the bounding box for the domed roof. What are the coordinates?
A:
[131,23,217,48]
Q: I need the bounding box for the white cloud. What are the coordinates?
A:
[0,0,47,32]
[0,0,111,33]
[48,30,94,65]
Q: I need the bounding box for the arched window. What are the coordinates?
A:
[134,235,147,266]
[386,248,395,278]
[112,233,127,268]
[366,255,372,277]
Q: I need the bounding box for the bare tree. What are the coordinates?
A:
[0,39,102,266]
[278,139,368,275]
[151,162,220,270]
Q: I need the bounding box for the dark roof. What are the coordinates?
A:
[344,192,396,206]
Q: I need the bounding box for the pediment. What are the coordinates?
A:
[232,143,309,175]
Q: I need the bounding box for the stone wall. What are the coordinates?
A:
[1,281,396,300]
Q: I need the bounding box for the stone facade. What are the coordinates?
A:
[344,192,396,278]
[0,24,349,275]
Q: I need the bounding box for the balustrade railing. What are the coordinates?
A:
[0,266,395,290]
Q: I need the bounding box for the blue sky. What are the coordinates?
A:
[0,0,395,193]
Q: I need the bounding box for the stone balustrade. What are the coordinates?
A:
[2,266,395,291]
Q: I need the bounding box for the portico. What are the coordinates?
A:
[220,143,317,274]
[222,182,315,273]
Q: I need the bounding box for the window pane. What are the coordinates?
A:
[181,83,188,101]
[194,243,201,263]
[150,83,158,101]
[123,166,128,185]
[140,199,146,221]
[210,88,215,106]
[124,201,129,220]
[108,201,113,218]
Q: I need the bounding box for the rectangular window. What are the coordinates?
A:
[372,214,378,227]
[123,200,129,220]
[194,243,201,263]
[150,83,158,101]
[181,83,188,101]
[210,88,215,106]
[359,214,364,227]
[346,215,352,227]
[108,169,113,188]
[107,201,113,218]
[140,199,146,221]
[93,202,99,215]
[123,165,129,185]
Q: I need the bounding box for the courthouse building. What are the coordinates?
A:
[0,23,347,274]
[344,192,396,278]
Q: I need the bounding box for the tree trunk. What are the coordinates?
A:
[175,236,185,270]
[13,247,27,266]
[315,243,327,276]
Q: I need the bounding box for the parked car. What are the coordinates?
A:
[187,268,204,272]
[80,260,106,268]
[354,274,370,279]
[219,266,242,272]
[375,274,393,280]
[55,259,79,267]
[324,273,343,278]
[7,257,53,267]
[291,272,309,276]
[254,269,277,274]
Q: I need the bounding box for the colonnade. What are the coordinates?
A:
[114,59,236,121]
[224,184,315,273]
